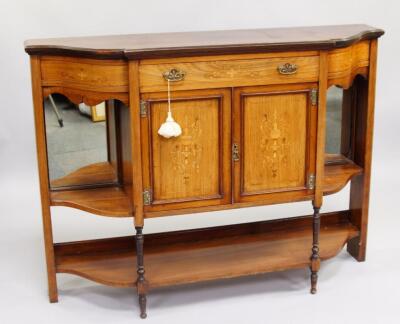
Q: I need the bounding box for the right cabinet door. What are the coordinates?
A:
[233,84,318,204]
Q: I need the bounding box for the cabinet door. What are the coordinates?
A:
[141,88,231,212]
[233,84,317,204]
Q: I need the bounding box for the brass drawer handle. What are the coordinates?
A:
[163,69,186,82]
[277,63,297,75]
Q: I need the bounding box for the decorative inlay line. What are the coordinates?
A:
[170,115,203,185]
[259,110,289,179]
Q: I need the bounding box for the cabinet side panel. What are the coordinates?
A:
[347,39,378,261]
[106,100,120,181]
[129,61,144,225]
[117,102,132,187]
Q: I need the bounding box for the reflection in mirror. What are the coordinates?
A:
[325,86,353,164]
[44,94,117,189]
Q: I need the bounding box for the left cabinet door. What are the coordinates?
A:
[141,88,231,212]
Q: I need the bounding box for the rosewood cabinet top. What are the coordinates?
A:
[24,24,383,59]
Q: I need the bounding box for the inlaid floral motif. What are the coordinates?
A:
[170,115,203,184]
[259,110,289,178]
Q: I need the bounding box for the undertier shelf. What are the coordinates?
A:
[54,211,358,289]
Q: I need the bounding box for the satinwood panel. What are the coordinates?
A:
[243,93,307,192]
[233,84,317,203]
[141,88,231,212]
[152,99,219,200]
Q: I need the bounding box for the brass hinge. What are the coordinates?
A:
[307,173,316,190]
[232,143,240,161]
[143,189,152,205]
[310,88,318,106]
[140,100,148,117]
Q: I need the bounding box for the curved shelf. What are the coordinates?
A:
[50,162,117,189]
[49,161,361,217]
[323,161,363,195]
[50,186,132,217]
[54,211,358,289]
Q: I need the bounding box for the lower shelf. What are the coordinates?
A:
[54,211,358,289]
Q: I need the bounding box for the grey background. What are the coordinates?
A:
[0,1,399,323]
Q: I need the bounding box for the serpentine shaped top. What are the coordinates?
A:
[25,24,384,59]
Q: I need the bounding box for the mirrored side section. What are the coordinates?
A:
[325,82,358,165]
[44,94,125,190]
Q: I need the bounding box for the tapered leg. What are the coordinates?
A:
[310,206,321,294]
[135,226,148,319]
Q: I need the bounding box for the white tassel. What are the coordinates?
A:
[158,111,182,138]
[158,80,182,139]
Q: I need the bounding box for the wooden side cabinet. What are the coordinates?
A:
[25,24,384,318]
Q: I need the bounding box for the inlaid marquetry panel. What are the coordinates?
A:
[233,84,317,203]
[152,98,219,200]
[141,89,231,212]
[139,55,319,92]
[243,93,307,193]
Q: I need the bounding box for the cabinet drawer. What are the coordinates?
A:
[40,56,129,92]
[139,55,319,92]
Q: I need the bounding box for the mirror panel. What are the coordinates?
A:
[44,94,118,189]
[325,85,353,164]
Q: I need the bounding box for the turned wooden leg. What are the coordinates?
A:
[138,294,147,318]
[310,206,321,294]
[135,226,148,319]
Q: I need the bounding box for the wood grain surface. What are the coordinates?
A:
[25,24,383,59]
[50,186,132,217]
[54,211,358,288]
[141,88,231,211]
[139,55,319,92]
[50,162,118,189]
[233,83,317,204]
